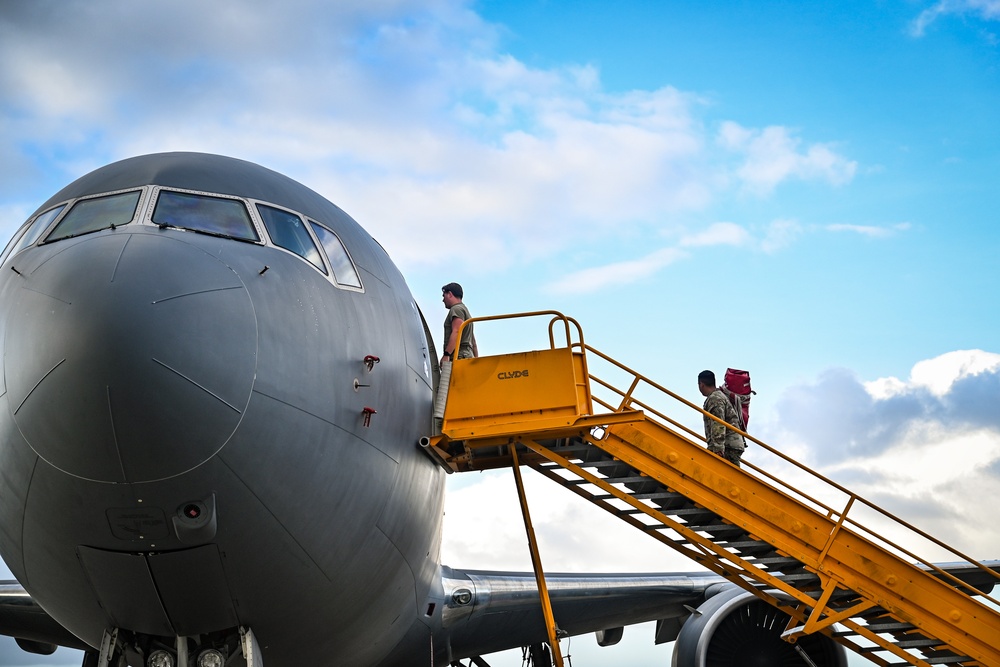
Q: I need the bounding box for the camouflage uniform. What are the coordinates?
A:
[703,389,746,467]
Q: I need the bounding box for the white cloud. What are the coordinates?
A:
[679,221,750,247]
[828,423,1000,490]
[443,469,705,573]
[544,247,687,295]
[760,349,1000,557]
[910,0,1000,36]
[717,122,857,195]
[769,351,1000,461]
[541,215,840,295]
[826,222,911,238]
[821,425,1000,560]
[540,217,777,295]
[866,349,1000,398]
[759,218,803,253]
[0,1,858,275]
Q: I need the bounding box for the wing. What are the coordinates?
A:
[926,560,1000,595]
[439,560,1000,664]
[0,582,90,655]
[440,567,728,660]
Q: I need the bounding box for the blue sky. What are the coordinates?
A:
[1,1,999,665]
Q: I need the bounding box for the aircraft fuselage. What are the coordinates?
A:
[0,153,445,665]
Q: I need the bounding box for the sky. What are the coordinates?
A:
[1,0,999,665]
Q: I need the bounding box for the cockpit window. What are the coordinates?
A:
[153,190,259,242]
[257,204,325,273]
[1,205,66,264]
[310,221,362,289]
[46,191,140,242]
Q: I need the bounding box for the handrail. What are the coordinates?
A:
[581,342,1000,603]
[454,310,585,354]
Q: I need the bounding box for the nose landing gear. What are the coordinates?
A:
[90,626,263,667]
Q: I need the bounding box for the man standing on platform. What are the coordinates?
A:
[441,282,478,365]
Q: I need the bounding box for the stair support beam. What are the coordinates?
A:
[796,575,878,637]
[508,444,565,667]
[818,497,855,569]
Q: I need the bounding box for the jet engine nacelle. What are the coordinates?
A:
[671,585,848,667]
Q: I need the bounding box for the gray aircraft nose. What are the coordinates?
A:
[5,232,257,483]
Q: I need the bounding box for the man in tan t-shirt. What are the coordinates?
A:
[440,282,478,366]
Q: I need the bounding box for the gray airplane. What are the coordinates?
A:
[0,153,993,667]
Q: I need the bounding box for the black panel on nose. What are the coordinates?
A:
[6,231,257,483]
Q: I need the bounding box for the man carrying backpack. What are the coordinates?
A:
[697,370,746,467]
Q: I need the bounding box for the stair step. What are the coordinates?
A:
[859,645,886,653]
[751,557,804,568]
[897,639,944,649]
[564,476,654,486]
[923,656,971,665]
[724,540,774,554]
[660,507,716,518]
[630,491,683,500]
[776,572,821,583]
[606,476,655,485]
[866,621,917,633]
[563,460,628,469]
[694,524,744,535]
[592,491,680,502]
[859,642,949,654]
[832,617,914,636]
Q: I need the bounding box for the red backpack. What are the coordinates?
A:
[721,368,754,430]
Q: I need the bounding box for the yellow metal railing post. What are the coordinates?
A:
[509,444,565,667]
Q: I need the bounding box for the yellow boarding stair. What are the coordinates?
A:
[422,312,1000,667]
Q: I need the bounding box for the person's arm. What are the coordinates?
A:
[442,316,464,364]
[705,400,728,450]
